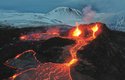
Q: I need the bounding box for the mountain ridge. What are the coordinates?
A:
[0,7,125,32]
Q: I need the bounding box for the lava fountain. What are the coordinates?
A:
[72,22,82,37]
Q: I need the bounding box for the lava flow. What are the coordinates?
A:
[7,22,102,80]
[67,22,101,67]
[20,27,60,41]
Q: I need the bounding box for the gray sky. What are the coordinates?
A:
[0,0,125,13]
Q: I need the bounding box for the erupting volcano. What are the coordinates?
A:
[4,22,102,80]
[67,22,101,67]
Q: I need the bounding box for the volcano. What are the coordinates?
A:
[76,24,125,80]
[1,22,125,80]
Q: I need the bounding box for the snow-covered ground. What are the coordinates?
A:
[0,7,125,32]
[93,12,125,32]
[0,7,83,27]
[0,13,63,27]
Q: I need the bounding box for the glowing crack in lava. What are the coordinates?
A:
[8,22,102,80]
[10,63,72,80]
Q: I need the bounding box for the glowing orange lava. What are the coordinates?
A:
[7,22,102,80]
[72,22,82,37]
[15,50,36,59]
[67,22,101,67]
[67,59,78,66]
[19,27,60,41]
[10,63,72,80]
[20,35,28,41]
[91,24,99,39]
[12,74,17,79]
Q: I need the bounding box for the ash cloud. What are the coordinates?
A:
[82,6,96,23]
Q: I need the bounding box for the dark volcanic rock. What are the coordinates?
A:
[1,23,125,80]
[76,23,125,80]
[4,50,40,70]
[36,37,75,63]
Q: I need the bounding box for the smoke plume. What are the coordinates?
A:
[82,6,96,23]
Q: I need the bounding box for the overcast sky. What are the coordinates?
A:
[0,0,125,13]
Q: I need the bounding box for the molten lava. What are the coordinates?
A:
[46,27,60,35]
[15,50,36,59]
[72,22,82,37]
[19,27,60,41]
[67,22,101,67]
[20,35,28,41]
[11,63,72,80]
[67,59,78,66]
[91,24,99,39]
[6,22,102,80]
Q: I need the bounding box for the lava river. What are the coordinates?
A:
[6,22,102,80]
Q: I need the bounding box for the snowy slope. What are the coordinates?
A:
[0,13,63,28]
[93,12,125,32]
[0,7,125,32]
[0,7,82,27]
[45,7,82,25]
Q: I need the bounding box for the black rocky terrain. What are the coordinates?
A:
[0,23,125,80]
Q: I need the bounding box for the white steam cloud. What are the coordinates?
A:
[82,6,96,23]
